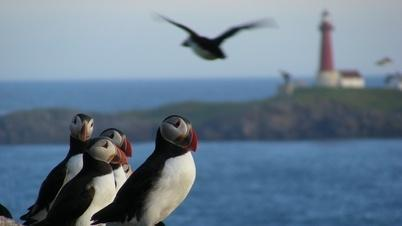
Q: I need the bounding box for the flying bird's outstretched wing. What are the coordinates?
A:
[157,14,197,36]
[213,18,276,45]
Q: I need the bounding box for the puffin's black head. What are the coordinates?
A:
[69,113,94,142]
[181,38,191,47]
[100,128,133,158]
[87,137,127,164]
[216,51,226,59]
[159,115,198,152]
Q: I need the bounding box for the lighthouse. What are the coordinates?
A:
[316,10,340,87]
[316,10,365,88]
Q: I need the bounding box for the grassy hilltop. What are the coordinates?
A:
[1,88,401,144]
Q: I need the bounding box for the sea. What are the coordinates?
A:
[0,77,385,115]
[1,140,402,226]
[1,77,400,226]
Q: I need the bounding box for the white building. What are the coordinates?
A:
[338,70,365,89]
[385,73,402,91]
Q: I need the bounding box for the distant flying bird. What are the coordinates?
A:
[21,113,94,225]
[91,115,198,226]
[34,137,127,226]
[158,14,276,60]
[376,57,392,66]
[100,128,134,191]
[279,70,292,83]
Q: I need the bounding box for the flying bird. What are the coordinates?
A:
[33,137,127,226]
[100,128,134,191]
[279,70,292,84]
[158,14,276,60]
[21,113,94,225]
[91,115,198,226]
[376,57,392,66]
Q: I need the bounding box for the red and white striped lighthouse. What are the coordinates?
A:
[316,10,340,87]
[319,10,334,71]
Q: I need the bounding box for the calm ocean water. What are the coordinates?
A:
[0,77,384,115]
[1,139,401,226]
[0,78,281,115]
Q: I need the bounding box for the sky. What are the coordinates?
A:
[0,0,401,80]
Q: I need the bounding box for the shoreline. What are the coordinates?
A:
[1,88,401,144]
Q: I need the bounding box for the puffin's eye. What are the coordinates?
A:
[110,133,115,139]
[90,122,94,127]
[73,117,77,124]
[103,142,109,149]
[174,120,181,128]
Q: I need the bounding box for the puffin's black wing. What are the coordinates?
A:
[44,176,95,225]
[213,19,272,45]
[0,203,12,219]
[92,153,164,224]
[158,14,198,36]
[20,161,67,221]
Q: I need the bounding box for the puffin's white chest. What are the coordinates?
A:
[113,165,128,191]
[50,154,84,209]
[139,152,196,226]
[65,154,84,184]
[189,41,217,60]
[76,173,117,226]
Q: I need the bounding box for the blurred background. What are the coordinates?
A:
[0,0,402,225]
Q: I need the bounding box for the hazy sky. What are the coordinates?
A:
[0,0,401,80]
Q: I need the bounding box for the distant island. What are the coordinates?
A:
[1,88,401,144]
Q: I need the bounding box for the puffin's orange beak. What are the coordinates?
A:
[111,147,128,165]
[80,122,88,141]
[123,139,133,157]
[188,128,198,152]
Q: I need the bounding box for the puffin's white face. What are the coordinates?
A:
[87,138,117,163]
[69,114,94,141]
[100,128,133,158]
[160,115,198,151]
[100,129,124,148]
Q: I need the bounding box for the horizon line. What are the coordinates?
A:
[0,74,385,82]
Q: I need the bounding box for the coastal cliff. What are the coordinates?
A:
[1,88,401,144]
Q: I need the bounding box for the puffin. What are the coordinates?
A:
[158,14,276,60]
[100,128,134,191]
[21,113,94,225]
[91,115,198,226]
[33,137,126,226]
